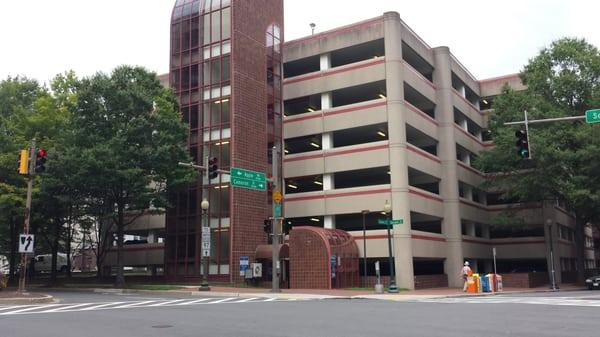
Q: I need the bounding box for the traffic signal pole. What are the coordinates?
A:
[504,111,591,159]
[17,140,35,294]
[271,146,281,293]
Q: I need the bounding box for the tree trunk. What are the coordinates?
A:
[49,220,60,286]
[115,204,125,288]
[8,218,17,283]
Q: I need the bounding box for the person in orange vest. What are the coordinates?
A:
[461,261,472,292]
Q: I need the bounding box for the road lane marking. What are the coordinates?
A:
[207,297,235,304]
[147,299,188,307]
[233,297,259,303]
[175,298,212,305]
[113,300,157,308]
[80,302,127,311]
[40,303,94,313]
[1,304,62,315]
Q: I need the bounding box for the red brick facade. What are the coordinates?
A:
[289,227,360,289]
[230,0,283,284]
[501,272,549,288]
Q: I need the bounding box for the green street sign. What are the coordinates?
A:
[377,219,404,225]
[230,167,267,191]
[586,109,600,124]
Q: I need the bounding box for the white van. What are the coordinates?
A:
[0,255,9,274]
[35,253,70,273]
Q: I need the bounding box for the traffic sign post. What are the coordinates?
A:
[19,234,34,253]
[201,228,211,257]
[231,167,267,191]
[377,219,404,225]
[586,109,600,124]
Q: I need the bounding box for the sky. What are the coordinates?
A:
[0,0,598,84]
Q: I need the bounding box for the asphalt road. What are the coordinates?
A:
[1,290,599,337]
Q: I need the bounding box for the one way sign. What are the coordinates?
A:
[19,234,35,253]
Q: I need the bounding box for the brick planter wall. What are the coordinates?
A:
[360,276,391,288]
[502,272,549,288]
[414,274,448,289]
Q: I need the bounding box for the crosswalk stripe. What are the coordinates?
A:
[40,303,94,313]
[175,298,211,305]
[234,297,259,303]
[0,305,31,312]
[113,300,157,308]
[147,299,187,307]
[264,297,277,302]
[208,297,235,304]
[80,302,127,311]
[1,304,62,315]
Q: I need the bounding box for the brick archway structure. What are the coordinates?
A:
[289,227,360,289]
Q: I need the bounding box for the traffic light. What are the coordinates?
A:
[18,149,29,175]
[34,148,47,173]
[263,219,272,234]
[208,157,218,179]
[515,129,530,159]
[283,221,291,235]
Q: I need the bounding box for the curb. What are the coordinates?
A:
[0,293,56,305]
[32,287,339,300]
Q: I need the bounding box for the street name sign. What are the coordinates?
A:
[19,234,34,253]
[586,109,600,124]
[377,219,404,225]
[231,167,266,191]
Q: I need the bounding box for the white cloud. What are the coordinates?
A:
[0,0,598,83]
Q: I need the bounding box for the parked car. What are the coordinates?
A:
[585,275,600,290]
[0,255,9,275]
[34,253,70,273]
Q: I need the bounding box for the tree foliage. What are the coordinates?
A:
[475,38,600,279]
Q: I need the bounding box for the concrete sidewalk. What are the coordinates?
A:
[17,283,584,303]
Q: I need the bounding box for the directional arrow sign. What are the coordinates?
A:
[231,167,267,191]
[377,219,404,225]
[19,234,34,253]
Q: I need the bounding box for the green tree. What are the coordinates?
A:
[476,38,600,281]
[71,66,194,287]
[0,76,43,281]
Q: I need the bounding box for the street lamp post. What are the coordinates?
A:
[383,201,398,293]
[361,210,370,288]
[200,198,210,291]
[546,219,558,291]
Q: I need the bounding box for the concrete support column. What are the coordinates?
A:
[147,230,156,244]
[458,84,466,98]
[324,215,335,229]
[481,224,490,239]
[466,222,475,237]
[323,174,334,191]
[383,11,414,290]
[320,53,331,71]
[464,184,473,201]
[433,46,464,287]
[322,132,333,150]
[321,92,332,110]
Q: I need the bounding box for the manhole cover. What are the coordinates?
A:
[152,325,173,329]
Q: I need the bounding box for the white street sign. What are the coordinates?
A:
[19,234,34,253]
[202,227,211,257]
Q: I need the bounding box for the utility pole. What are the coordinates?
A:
[271,145,281,293]
[17,139,35,294]
[178,158,231,291]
